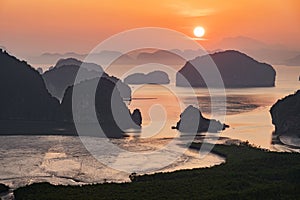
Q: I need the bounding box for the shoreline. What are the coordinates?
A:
[12,142,300,199]
[0,136,225,189]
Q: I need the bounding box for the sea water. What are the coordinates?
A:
[0,65,299,188]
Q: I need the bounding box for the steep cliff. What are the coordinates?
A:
[270,90,300,136]
[0,49,59,120]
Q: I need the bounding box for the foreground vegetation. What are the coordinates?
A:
[14,143,300,199]
[0,183,9,194]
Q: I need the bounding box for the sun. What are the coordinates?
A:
[193,26,205,38]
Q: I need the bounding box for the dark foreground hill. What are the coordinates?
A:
[0,49,59,121]
[0,50,140,137]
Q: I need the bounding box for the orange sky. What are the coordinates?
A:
[0,0,299,57]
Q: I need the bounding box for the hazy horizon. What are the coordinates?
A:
[1,0,300,59]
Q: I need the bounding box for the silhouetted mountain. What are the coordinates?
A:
[124,71,170,85]
[0,49,59,120]
[270,90,300,137]
[54,57,83,68]
[176,50,276,88]
[214,36,270,51]
[284,54,300,66]
[28,51,129,65]
[103,49,184,66]
[28,52,86,65]
[211,36,300,65]
[43,65,99,100]
[172,105,229,133]
[27,41,300,67]
[60,77,141,138]
[135,50,185,65]
[43,58,131,100]
[97,51,134,65]
[54,58,104,72]
[28,49,187,66]
[106,76,132,100]
[170,49,211,61]
[0,50,141,137]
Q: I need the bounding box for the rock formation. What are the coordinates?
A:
[0,50,140,137]
[176,50,276,88]
[172,105,229,133]
[60,77,141,138]
[270,90,300,136]
[131,109,142,126]
[124,71,170,85]
[43,58,131,100]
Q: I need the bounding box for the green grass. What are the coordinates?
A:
[14,143,300,200]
